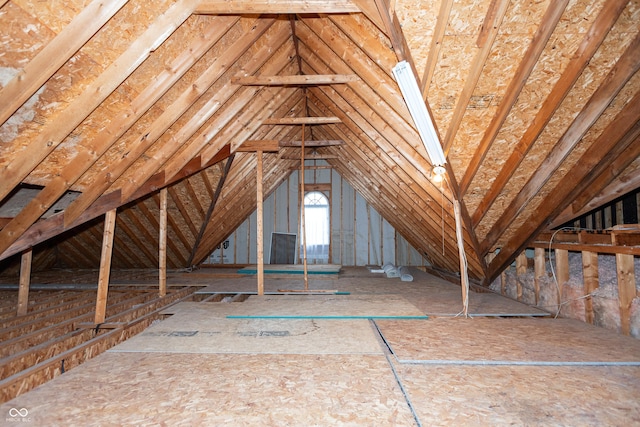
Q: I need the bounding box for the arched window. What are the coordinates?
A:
[301,191,330,263]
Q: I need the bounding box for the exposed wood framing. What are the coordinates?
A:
[263,117,341,125]
[280,140,344,147]
[17,249,32,316]
[467,0,630,215]
[232,74,359,85]
[420,0,452,97]
[194,0,360,14]
[441,0,510,153]
[533,247,545,305]
[0,0,197,203]
[581,251,598,325]
[159,188,167,297]
[616,253,635,336]
[188,154,236,266]
[0,0,128,126]
[460,0,573,195]
[256,151,265,295]
[95,209,117,324]
[236,140,280,152]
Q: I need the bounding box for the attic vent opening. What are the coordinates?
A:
[301,191,329,264]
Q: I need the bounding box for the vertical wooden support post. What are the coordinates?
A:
[256,150,264,296]
[17,248,33,316]
[159,188,167,297]
[515,252,527,301]
[95,209,116,324]
[554,248,569,306]
[615,253,635,335]
[582,251,599,324]
[533,248,546,305]
[300,125,308,290]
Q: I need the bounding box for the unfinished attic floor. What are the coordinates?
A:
[2,268,640,426]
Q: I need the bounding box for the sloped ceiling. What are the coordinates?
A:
[0,0,638,284]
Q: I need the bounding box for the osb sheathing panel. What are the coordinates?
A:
[398,364,640,425]
[394,0,437,74]
[80,0,176,66]
[1,0,168,167]
[113,18,254,186]
[0,3,52,67]
[0,352,417,426]
[329,14,395,74]
[11,0,88,35]
[474,5,640,242]
[496,77,640,248]
[79,15,231,190]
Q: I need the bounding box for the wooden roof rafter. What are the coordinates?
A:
[466,0,631,226]
[0,16,240,256]
[0,0,198,203]
[485,91,640,283]
[459,0,574,195]
[481,31,640,255]
[60,17,279,228]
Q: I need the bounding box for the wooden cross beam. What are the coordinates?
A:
[231,74,359,85]
[280,140,344,147]
[263,117,341,125]
[235,139,280,152]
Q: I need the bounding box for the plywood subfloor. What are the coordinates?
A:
[376,317,640,364]
[237,264,342,275]
[3,267,636,426]
[194,268,547,317]
[0,352,417,426]
[110,316,384,355]
[163,294,427,319]
[397,364,640,426]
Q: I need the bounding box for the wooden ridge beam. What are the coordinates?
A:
[232,74,359,85]
[481,31,640,255]
[194,0,360,14]
[0,0,197,203]
[460,0,574,196]
[468,0,630,222]
[263,116,341,125]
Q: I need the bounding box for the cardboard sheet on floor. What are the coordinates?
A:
[396,364,640,426]
[109,315,383,355]
[1,352,416,426]
[376,317,640,364]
